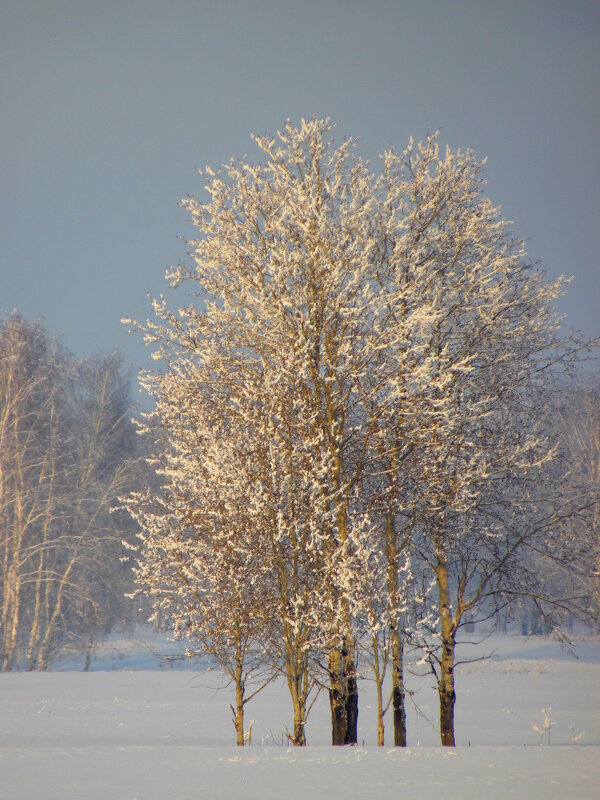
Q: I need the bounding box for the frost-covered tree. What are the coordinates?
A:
[245,371,324,746]
[125,118,592,748]
[376,135,593,746]
[127,119,390,745]
[124,358,276,745]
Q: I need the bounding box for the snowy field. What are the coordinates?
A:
[1,633,599,799]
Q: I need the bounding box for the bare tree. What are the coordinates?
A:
[0,313,140,671]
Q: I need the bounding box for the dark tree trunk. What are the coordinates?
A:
[83,628,96,672]
[436,548,457,746]
[385,510,407,746]
[439,683,456,747]
[391,629,407,746]
[329,641,358,745]
[329,648,347,745]
[343,645,358,745]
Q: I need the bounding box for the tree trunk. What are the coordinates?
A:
[83,627,96,672]
[436,550,456,747]
[26,555,46,671]
[38,561,74,671]
[372,635,385,746]
[390,624,407,746]
[232,641,245,746]
[328,640,358,745]
[281,608,309,746]
[287,664,307,746]
[385,510,407,746]
[292,700,306,746]
[343,638,358,745]
[326,407,358,745]
[235,678,244,746]
[3,568,21,672]
[328,648,347,745]
[439,672,456,747]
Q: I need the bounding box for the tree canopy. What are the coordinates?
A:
[125,118,595,747]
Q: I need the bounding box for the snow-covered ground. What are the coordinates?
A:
[1,632,599,799]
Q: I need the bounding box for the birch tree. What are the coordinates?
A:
[0,314,56,670]
[0,313,140,671]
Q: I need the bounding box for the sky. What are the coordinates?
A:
[1,0,599,377]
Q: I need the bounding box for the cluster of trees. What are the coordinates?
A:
[124,119,598,747]
[0,312,142,671]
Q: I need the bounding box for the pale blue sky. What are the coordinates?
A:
[1,1,598,371]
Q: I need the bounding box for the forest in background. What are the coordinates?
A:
[0,311,147,673]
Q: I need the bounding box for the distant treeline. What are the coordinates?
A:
[0,312,147,671]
